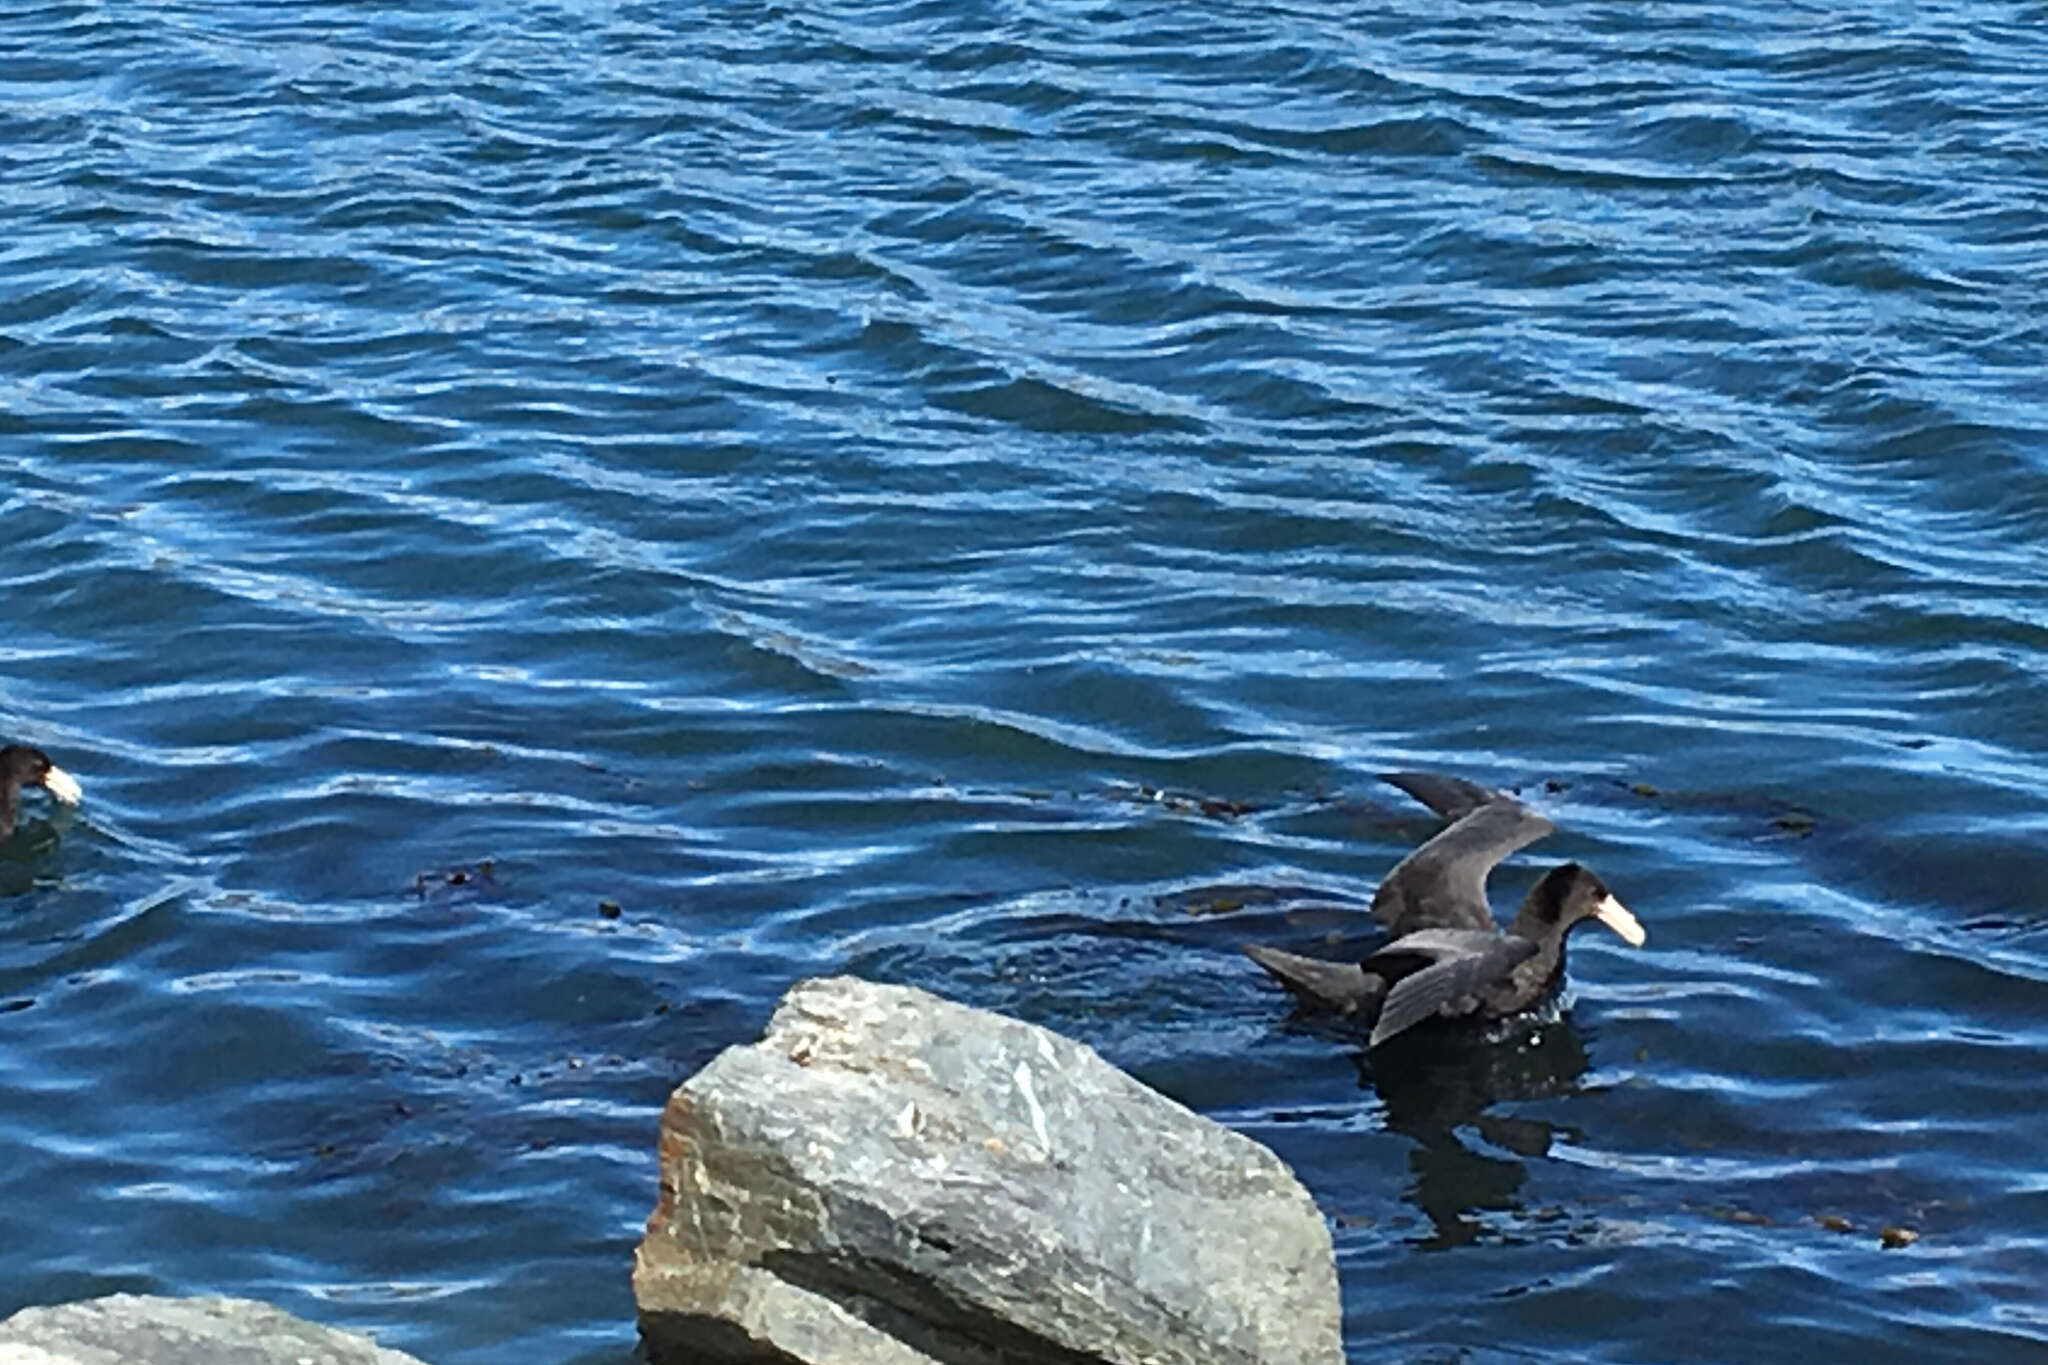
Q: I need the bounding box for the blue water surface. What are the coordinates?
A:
[5,1,2047,1361]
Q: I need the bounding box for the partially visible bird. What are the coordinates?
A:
[1244,772,1643,1048]
[1,744,84,841]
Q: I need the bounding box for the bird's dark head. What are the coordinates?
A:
[1,744,83,828]
[1524,862,1645,946]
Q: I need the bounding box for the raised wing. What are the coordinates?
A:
[1370,795,1555,935]
[1380,771,1505,823]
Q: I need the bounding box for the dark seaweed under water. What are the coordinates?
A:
[5,2,2048,1361]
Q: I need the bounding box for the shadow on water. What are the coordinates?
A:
[1357,1016,1590,1249]
[0,821,66,898]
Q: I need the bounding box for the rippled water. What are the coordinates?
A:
[5,1,2047,1361]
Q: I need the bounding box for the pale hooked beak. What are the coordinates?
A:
[1593,893,1647,947]
[42,764,83,808]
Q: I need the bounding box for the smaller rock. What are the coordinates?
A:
[0,1294,432,1365]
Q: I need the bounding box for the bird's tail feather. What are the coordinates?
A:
[1243,944,1386,1018]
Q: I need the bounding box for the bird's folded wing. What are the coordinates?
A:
[1366,931,1540,1048]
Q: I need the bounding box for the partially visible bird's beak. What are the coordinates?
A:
[1593,893,1646,947]
[42,764,83,807]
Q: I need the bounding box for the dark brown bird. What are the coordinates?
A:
[1,744,84,840]
[1244,772,1644,1048]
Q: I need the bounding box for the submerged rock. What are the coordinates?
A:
[633,975,1341,1365]
[0,1294,431,1365]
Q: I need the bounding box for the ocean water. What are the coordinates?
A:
[4,1,2047,1361]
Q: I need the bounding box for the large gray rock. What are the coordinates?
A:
[0,1294,431,1365]
[633,976,1342,1365]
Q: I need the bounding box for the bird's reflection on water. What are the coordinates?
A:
[1356,1013,1590,1248]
